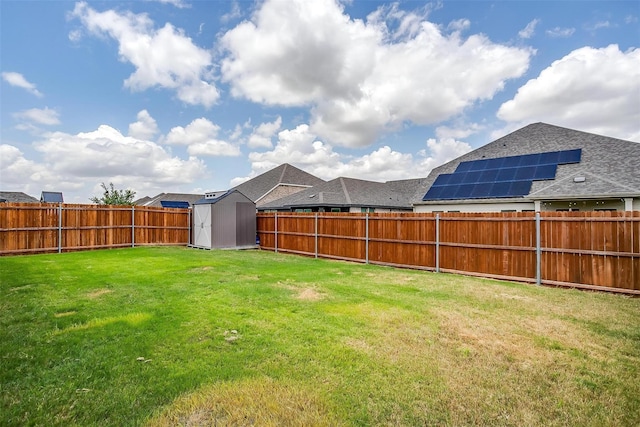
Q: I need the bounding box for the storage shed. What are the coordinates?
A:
[191,190,256,249]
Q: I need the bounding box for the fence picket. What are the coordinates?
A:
[0,203,190,255]
[257,211,640,293]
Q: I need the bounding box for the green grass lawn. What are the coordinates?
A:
[1,247,639,426]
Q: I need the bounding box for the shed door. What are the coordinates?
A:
[193,205,212,248]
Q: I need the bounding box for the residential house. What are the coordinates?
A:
[231,163,325,208]
[259,176,426,212]
[0,191,39,203]
[414,123,640,213]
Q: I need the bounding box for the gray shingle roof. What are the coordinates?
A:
[260,176,426,210]
[231,163,325,202]
[416,123,640,204]
[0,191,39,203]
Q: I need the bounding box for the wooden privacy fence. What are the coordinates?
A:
[257,211,640,294]
[0,203,190,255]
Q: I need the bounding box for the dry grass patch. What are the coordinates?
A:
[146,377,342,427]
[53,311,76,318]
[296,288,324,301]
[86,288,112,299]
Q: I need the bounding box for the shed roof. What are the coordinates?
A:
[193,190,254,205]
[416,123,640,204]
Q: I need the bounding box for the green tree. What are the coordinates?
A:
[90,182,136,205]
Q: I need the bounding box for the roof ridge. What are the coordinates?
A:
[339,177,352,204]
[278,164,288,184]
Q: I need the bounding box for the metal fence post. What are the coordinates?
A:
[187,207,191,247]
[274,211,278,253]
[365,213,369,264]
[131,205,135,247]
[314,213,318,258]
[435,213,440,273]
[536,212,541,285]
[58,203,62,253]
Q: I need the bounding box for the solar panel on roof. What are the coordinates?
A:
[455,161,473,172]
[514,166,536,180]
[539,151,560,164]
[510,180,532,196]
[161,201,190,208]
[486,157,504,169]
[433,173,451,186]
[422,148,582,201]
[501,156,519,168]
[467,159,489,171]
[470,184,492,198]
[448,173,466,184]
[558,149,581,164]
[535,164,557,179]
[453,184,474,198]
[496,168,517,181]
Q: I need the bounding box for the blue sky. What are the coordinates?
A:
[1,0,638,203]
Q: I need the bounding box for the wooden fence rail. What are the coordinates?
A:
[257,211,640,294]
[0,203,190,255]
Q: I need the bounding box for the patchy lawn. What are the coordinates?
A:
[1,247,638,426]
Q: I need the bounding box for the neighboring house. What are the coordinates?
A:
[0,191,39,203]
[41,191,63,203]
[414,123,640,213]
[135,193,204,208]
[259,176,427,213]
[231,163,325,208]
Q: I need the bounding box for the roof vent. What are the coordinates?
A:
[205,191,226,199]
[573,176,586,183]
[309,194,316,198]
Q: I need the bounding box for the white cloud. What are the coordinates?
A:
[248,116,282,148]
[165,118,241,156]
[498,45,640,142]
[0,144,56,192]
[221,1,242,23]
[70,2,218,107]
[35,125,208,184]
[518,19,539,39]
[418,138,472,172]
[447,18,470,33]
[1,72,43,97]
[221,0,531,148]
[2,120,211,202]
[13,107,60,126]
[546,27,575,38]
[128,110,159,140]
[435,123,485,140]
[232,123,471,187]
[588,21,611,31]
[148,0,190,8]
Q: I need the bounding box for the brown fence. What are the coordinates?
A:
[257,211,640,294]
[0,203,190,255]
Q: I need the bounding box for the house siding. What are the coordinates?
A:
[415,202,534,213]
[257,184,312,207]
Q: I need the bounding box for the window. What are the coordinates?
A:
[361,207,374,213]
[330,208,341,212]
